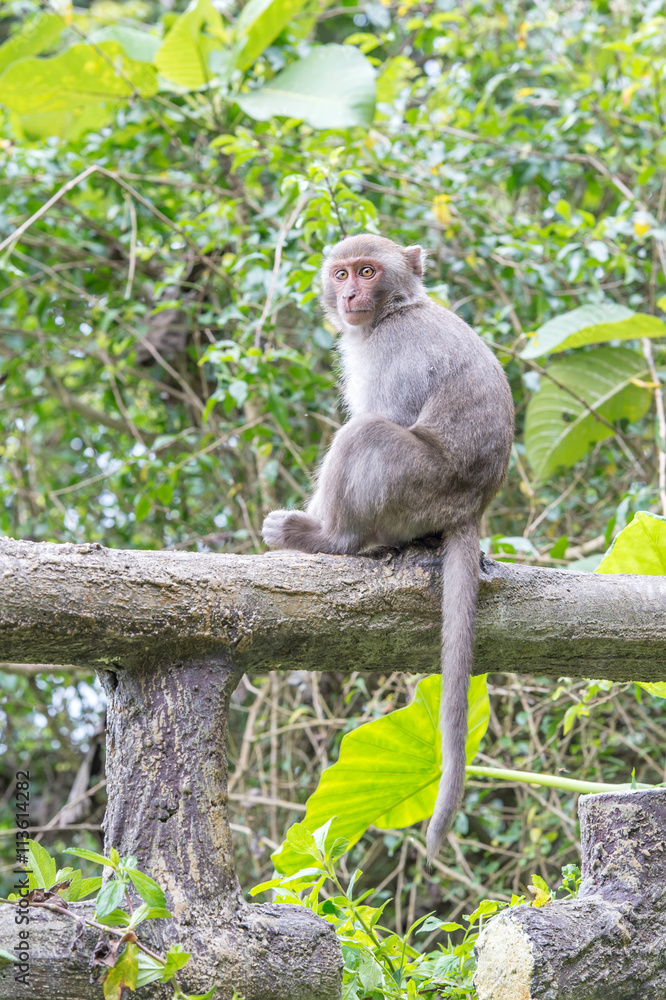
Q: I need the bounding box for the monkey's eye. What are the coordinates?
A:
[358,266,376,278]
[334,269,348,280]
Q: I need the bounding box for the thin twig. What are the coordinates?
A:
[124,195,138,301]
[254,193,310,349]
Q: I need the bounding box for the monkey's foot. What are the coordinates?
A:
[262,509,325,552]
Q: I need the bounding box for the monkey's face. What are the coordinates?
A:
[327,257,384,326]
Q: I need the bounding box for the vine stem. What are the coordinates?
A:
[466,765,653,794]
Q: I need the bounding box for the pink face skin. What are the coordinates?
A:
[329,257,384,325]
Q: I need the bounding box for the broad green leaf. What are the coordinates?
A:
[89,26,162,64]
[0,13,62,75]
[596,511,666,576]
[127,868,167,908]
[96,880,127,918]
[524,347,651,479]
[0,41,157,140]
[155,0,226,89]
[358,952,384,991]
[237,44,376,129]
[521,304,666,360]
[235,0,309,71]
[136,952,165,990]
[272,674,489,874]
[103,942,139,1000]
[27,840,56,890]
[96,908,131,927]
[72,874,102,900]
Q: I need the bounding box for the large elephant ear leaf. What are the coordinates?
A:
[524,346,651,479]
[272,674,489,874]
[521,304,666,360]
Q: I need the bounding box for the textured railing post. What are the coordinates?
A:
[474,788,666,1000]
[0,654,342,1000]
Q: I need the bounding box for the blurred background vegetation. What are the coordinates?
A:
[1,0,666,952]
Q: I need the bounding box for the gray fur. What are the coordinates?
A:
[262,234,514,860]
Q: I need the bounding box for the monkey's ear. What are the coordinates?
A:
[405,245,425,277]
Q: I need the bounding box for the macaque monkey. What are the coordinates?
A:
[262,234,514,860]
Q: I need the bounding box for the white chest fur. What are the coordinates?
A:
[337,332,373,415]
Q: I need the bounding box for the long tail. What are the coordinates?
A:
[425,523,480,863]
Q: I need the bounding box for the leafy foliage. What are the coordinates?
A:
[2,839,213,1000]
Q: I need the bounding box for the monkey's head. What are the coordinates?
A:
[320,234,427,331]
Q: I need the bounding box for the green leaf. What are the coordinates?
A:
[96,880,128,919]
[0,949,18,966]
[235,0,309,71]
[65,848,116,868]
[237,45,376,129]
[0,41,157,140]
[358,951,383,991]
[135,495,152,522]
[596,511,666,576]
[89,26,162,63]
[136,952,166,990]
[27,840,56,890]
[103,942,139,1000]
[0,13,62,75]
[524,346,651,479]
[272,674,489,874]
[127,868,167,908]
[183,989,218,1000]
[285,823,320,860]
[63,868,82,902]
[155,0,225,89]
[96,908,131,927]
[160,943,190,982]
[77,876,103,900]
[521,304,666,360]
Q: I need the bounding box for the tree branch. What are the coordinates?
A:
[0,538,664,681]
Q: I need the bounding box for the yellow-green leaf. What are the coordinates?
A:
[155,0,226,89]
[235,0,308,72]
[0,41,157,140]
[272,674,489,874]
[596,511,666,576]
[103,943,139,1000]
[0,12,62,75]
